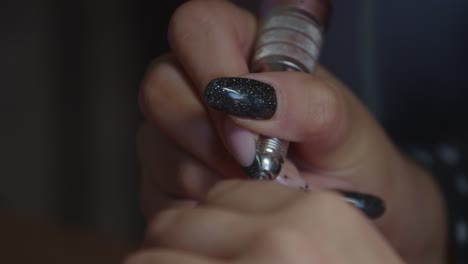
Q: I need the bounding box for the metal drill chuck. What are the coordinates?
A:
[254,137,288,180]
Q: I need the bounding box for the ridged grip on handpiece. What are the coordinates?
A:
[254,137,289,180]
[260,0,332,30]
[252,7,324,74]
[248,2,328,180]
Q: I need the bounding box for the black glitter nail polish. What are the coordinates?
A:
[204,77,277,120]
[339,191,386,219]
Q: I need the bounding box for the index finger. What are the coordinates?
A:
[168,0,257,90]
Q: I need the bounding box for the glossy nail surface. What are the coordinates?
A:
[223,119,257,167]
[340,191,386,219]
[204,77,277,119]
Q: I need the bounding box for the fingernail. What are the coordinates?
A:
[223,119,257,167]
[339,191,386,219]
[276,174,312,191]
[204,77,277,119]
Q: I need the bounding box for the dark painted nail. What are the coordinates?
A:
[339,191,386,219]
[204,77,277,119]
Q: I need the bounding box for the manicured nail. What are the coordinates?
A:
[204,77,277,119]
[275,173,385,219]
[223,119,257,167]
[276,173,385,219]
[276,173,312,191]
[339,191,386,219]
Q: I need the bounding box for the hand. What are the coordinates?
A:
[126,180,404,264]
[137,0,447,262]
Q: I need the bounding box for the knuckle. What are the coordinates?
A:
[256,227,313,263]
[258,227,303,247]
[304,80,345,140]
[146,206,236,250]
[203,179,244,203]
[168,0,220,47]
[145,208,182,242]
[139,55,176,120]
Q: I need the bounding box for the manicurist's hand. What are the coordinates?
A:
[137,0,447,263]
[126,180,404,264]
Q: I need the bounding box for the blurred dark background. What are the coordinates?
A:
[1,0,467,262]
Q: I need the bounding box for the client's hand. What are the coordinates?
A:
[126,180,403,264]
[137,0,447,262]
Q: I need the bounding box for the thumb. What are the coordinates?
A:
[203,68,398,182]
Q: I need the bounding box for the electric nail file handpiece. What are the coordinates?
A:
[248,0,332,180]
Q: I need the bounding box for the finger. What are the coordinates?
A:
[177,158,221,199]
[203,180,304,214]
[203,180,383,219]
[203,70,393,205]
[138,122,219,219]
[168,0,256,90]
[138,116,225,195]
[140,55,242,178]
[168,0,260,168]
[138,124,197,221]
[124,250,223,264]
[203,71,396,199]
[236,216,403,264]
[234,228,323,264]
[277,192,404,264]
[145,206,259,258]
[140,54,245,178]
[204,71,388,170]
[203,70,446,254]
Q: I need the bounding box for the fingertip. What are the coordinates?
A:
[274,160,312,191]
[168,0,256,91]
[223,118,257,168]
[228,72,347,145]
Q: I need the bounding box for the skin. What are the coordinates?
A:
[127,180,404,264]
[134,0,448,263]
